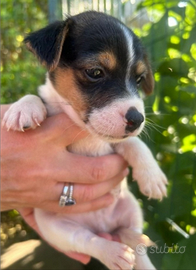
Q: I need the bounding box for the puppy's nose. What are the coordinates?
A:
[125,107,144,132]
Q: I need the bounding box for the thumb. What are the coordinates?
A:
[36,113,88,143]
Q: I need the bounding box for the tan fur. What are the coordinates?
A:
[98,52,117,70]
[52,27,69,71]
[136,61,146,75]
[54,68,88,117]
[142,55,154,95]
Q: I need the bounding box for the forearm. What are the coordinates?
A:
[114,137,153,168]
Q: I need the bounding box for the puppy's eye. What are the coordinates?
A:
[136,75,144,85]
[85,68,104,81]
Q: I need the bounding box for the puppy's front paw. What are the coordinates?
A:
[3,95,47,131]
[133,165,168,200]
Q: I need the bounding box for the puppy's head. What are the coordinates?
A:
[25,11,154,142]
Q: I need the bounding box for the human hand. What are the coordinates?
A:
[1,106,128,213]
[1,105,126,264]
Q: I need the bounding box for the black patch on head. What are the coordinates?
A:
[25,11,153,113]
[57,12,139,110]
[60,12,129,66]
[24,20,70,71]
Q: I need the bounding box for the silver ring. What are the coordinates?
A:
[59,184,69,207]
[59,183,76,207]
[65,184,76,206]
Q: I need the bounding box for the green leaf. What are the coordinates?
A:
[162,234,196,270]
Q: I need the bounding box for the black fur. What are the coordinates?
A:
[25,11,154,110]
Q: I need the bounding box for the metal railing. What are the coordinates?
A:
[48,0,148,27]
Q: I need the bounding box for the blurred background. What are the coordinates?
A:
[1,0,196,269]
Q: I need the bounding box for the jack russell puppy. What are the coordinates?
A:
[3,11,168,270]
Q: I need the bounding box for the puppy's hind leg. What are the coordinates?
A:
[135,254,156,270]
[35,210,135,270]
[115,192,156,270]
[117,228,156,270]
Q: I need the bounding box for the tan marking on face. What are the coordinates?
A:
[98,52,117,70]
[136,61,146,75]
[53,68,88,116]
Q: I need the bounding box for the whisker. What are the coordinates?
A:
[145,122,164,136]
[145,112,169,117]
[139,127,151,141]
[145,118,166,130]
[71,127,87,144]
[140,126,157,143]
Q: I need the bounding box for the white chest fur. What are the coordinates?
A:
[68,136,114,157]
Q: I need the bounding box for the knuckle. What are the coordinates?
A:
[90,162,106,182]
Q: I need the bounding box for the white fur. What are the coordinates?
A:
[2,77,168,270]
[120,23,135,65]
[3,95,47,131]
[120,23,138,96]
[87,97,145,140]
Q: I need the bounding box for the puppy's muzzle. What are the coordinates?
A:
[125,107,144,132]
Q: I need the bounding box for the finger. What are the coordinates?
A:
[75,168,129,203]
[55,152,128,184]
[35,167,128,205]
[98,232,121,243]
[112,234,121,242]
[65,252,91,264]
[9,182,115,212]
[98,232,113,241]
[38,193,114,214]
[54,168,129,204]
[13,169,128,210]
[30,113,88,143]
[19,208,38,232]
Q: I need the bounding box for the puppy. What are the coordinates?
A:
[3,11,167,269]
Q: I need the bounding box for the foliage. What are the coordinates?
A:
[129,1,196,269]
[1,210,38,249]
[1,0,49,249]
[1,0,48,103]
[1,0,196,269]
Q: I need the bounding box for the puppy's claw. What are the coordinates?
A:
[34,118,41,126]
[2,95,47,132]
[6,125,12,132]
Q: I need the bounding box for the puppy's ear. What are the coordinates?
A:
[24,20,71,71]
[141,54,154,95]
